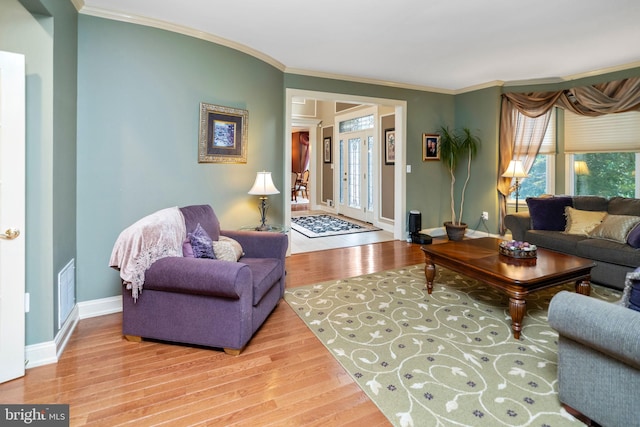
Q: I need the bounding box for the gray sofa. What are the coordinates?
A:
[504,196,640,291]
[549,291,640,427]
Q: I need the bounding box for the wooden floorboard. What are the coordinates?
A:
[0,239,429,426]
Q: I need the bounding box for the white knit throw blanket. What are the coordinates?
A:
[109,207,186,301]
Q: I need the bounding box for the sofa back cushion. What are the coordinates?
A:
[608,197,640,216]
[180,205,220,241]
[572,196,609,212]
[526,196,573,231]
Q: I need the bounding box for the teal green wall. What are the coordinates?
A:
[1,0,77,345]
[453,86,502,231]
[76,16,285,302]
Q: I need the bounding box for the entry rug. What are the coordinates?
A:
[284,265,620,427]
[291,214,381,238]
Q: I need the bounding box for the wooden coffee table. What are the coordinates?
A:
[421,237,594,339]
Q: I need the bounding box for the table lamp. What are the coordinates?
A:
[502,160,528,212]
[248,171,280,231]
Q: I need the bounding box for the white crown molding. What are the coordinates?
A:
[74,4,640,96]
[285,67,456,95]
[77,5,285,72]
[504,61,640,88]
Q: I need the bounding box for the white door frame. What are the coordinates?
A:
[284,89,407,242]
[0,51,26,383]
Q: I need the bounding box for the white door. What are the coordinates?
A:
[0,51,26,383]
[338,131,374,223]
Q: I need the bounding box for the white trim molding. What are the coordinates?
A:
[25,296,122,369]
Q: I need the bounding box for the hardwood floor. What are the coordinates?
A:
[0,240,428,426]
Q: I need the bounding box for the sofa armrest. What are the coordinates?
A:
[221,229,288,261]
[504,212,531,241]
[548,291,640,369]
[143,257,252,299]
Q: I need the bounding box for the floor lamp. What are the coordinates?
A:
[248,171,280,231]
[502,160,528,212]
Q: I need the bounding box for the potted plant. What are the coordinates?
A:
[438,126,481,240]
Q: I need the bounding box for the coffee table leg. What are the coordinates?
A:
[424,258,435,295]
[509,297,526,340]
[575,279,591,296]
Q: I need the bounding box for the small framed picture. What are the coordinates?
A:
[198,102,248,163]
[422,133,440,161]
[384,128,395,165]
[323,137,332,163]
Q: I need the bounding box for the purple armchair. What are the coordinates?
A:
[121,205,288,355]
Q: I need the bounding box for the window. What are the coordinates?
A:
[565,110,640,197]
[338,115,374,133]
[571,153,637,197]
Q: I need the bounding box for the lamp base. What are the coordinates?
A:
[255,224,273,232]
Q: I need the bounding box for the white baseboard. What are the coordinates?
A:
[25,296,122,369]
[422,227,501,239]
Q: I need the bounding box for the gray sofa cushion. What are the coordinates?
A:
[572,195,609,212]
[525,230,587,254]
[608,197,640,216]
[577,238,640,268]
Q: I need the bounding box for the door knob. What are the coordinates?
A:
[0,228,20,240]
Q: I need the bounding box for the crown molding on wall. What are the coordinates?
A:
[503,61,640,88]
[76,4,286,72]
[285,67,457,95]
[73,2,640,97]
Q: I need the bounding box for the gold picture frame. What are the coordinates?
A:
[422,133,440,161]
[198,102,248,164]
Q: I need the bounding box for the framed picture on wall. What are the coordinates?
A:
[422,133,440,161]
[198,102,248,163]
[323,137,332,163]
[384,128,395,165]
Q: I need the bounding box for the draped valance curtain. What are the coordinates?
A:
[498,76,640,234]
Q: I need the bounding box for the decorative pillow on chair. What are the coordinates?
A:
[526,196,573,231]
[564,207,606,236]
[588,214,640,243]
[188,223,216,259]
[620,267,640,312]
[212,236,244,262]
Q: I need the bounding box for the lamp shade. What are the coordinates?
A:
[501,160,528,179]
[574,160,590,176]
[248,171,280,195]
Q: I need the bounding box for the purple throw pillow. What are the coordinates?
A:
[188,223,216,259]
[627,224,640,249]
[526,196,573,231]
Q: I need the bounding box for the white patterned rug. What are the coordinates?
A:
[291,214,381,238]
[284,264,621,427]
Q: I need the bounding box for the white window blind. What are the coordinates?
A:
[539,111,555,154]
[565,110,640,153]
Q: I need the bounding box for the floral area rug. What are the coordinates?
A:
[284,264,620,427]
[291,214,380,238]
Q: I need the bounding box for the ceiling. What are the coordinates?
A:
[78,0,640,92]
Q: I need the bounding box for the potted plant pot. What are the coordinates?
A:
[444,221,468,241]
